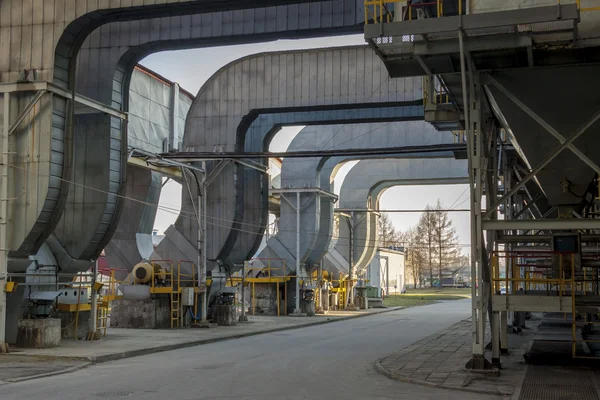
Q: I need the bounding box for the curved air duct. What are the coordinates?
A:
[170,46,423,272]
[332,158,469,277]
[104,166,162,279]
[257,121,457,274]
[3,0,366,271]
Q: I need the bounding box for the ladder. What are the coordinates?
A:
[170,291,180,328]
[97,301,109,337]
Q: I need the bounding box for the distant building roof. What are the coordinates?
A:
[134,64,195,100]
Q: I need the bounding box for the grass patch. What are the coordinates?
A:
[383,287,471,307]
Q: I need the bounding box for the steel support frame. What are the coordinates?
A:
[485,74,600,177]
[0,81,128,121]
[277,188,333,315]
[484,76,600,218]
[460,31,495,368]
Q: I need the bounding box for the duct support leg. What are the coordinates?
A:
[86,259,100,340]
[200,161,208,323]
[0,93,9,353]
[294,192,301,314]
[316,264,324,313]
[239,261,248,322]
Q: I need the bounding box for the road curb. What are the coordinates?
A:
[373,358,503,396]
[91,306,403,363]
[3,362,92,384]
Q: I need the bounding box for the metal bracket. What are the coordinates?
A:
[0,81,127,121]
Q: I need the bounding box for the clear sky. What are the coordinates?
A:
[141,35,471,255]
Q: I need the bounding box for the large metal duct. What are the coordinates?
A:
[332,157,469,276]
[0,0,366,270]
[258,121,456,273]
[103,166,162,280]
[175,46,423,273]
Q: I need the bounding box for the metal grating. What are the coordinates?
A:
[519,367,599,400]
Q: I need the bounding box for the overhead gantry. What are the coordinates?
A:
[363,0,600,367]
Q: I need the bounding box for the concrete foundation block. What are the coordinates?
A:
[17,319,61,348]
[289,312,307,317]
[111,297,171,329]
[214,305,237,326]
[300,300,316,316]
[59,310,91,340]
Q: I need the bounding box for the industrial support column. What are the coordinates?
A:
[465,68,489,369]
[201,161,208,323]
[294,191,301,314]
[87,259,99,340]
[459,29,489,368]
[347,213,355,308]
[0,93,9,353]
[239,261,248,322]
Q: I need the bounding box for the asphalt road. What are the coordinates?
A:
[3,299,499,400]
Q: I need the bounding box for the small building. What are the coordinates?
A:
[366,247,406,296]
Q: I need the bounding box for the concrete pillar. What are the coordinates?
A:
[501,311,508,354]
[492,311,501,367]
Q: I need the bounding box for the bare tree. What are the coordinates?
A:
[432,199,461,283]
[416,205,437,286]
[405,226,425,288]
[378,213,401,248]
[414,200,461,286]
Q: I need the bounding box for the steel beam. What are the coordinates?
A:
[8,90,46,136]
[364,4,578,39]
[163,144,467,160]
[270,188,338,201]
[0,82,127,121]
[127,157,183,178]
[483,219,600,231]
[397,35,532,58]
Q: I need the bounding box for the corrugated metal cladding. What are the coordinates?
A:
[170,45,423,270]
[1,0,363,268]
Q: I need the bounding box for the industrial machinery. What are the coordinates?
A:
[132,262,167,286]
[215,287,237,306]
